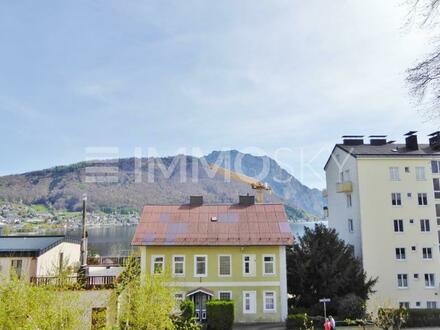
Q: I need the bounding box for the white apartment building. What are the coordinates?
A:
[325,132,440,311]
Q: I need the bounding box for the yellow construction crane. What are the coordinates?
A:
[208,164,271,203]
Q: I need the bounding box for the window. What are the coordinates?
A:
[405,166,410,173]
[437,205,440,227]
[346,194,352,208]
[416,301,421,307]
[399,302,410,309]
[412,246,417,251]
[10,259,22,279]
[421,219,431,232]
[392,193,402,206]
[151,256,164,274]
[427,301,438,309]
[218,255,231,276]
[416,167,426,181]
[174,293,184,303]
[423,247,433,259]
[394,219,404,232]
[395,248,406,260]
[414,274,419,279]
[348,219,354,233]
[390,167,400,181]
[418,193,428,205]
[194,255,207,277]
[397,274,408,288]
[434,179,440,199]
[242,255,256,276]
[172,255,185,276]
[263,291,276,312]
[263,255,276,275]
[425,273,436,288]
[432,160,440,174]
[243,291,256,314]
[218,291,232,300]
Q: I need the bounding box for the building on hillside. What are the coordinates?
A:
[324,131,440,310]
[0,235,80,282]
[132,195,294,323]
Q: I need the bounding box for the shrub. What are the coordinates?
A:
[286,313,314,330]
[172,300,200,330]
[180,300,195,321]
[206,300,234,330]
[336,294,366,319]
[375,307,408,330]
[404,309,440,328]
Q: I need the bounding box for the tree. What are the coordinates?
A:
[405,0,440,118]
[286,224,376,315]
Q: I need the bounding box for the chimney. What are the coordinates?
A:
[342,135,364,146]
[369,135,387,146]
[190,195,203,206]
[239,195,255,206]
[405,131,419,151]
[429,131,440,150]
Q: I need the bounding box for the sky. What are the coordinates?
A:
[0,0,438,189]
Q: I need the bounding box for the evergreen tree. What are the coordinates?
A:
[287,224,376,314]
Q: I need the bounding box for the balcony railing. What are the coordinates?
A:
[30,275,117,289]
[336,181,353,193]
[87,256,138,266]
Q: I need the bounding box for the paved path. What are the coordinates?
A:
[233,323,285,330]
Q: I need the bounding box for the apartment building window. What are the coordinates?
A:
[421,219,431,232]
[263,255,276,275]
[434,179,440,199]
[346,194,352,208]
[399,302,410,308]
[172,255,185,276]
[218,291,232,300]
[416,167,426,181]
[348,219,354,233]
[194,255,207,277]
[405,166,410,173]
[243,255,256,276]
[418,193,428,206]
[423,247,433,259]
[397,274,408,288]
[218,255,231,276]
[263,291,276,312]
[437,205,440,226]
[174,293,184,303]
[425,273,436,288]
[10,259,23,279]
[427,301,438,309]
[394,219,404,232]
[395,248,406,260]
[432,160,440,174]
[390,167,400,181]
[340,169,350,182]
[243,291,256,314]
[392,193,402,206]
[151,256,164,274]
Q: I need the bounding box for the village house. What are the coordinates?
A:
[132,195,294,323]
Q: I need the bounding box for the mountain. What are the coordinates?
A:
[0,151,323,219]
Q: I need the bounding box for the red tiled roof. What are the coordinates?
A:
[132,203,294,246]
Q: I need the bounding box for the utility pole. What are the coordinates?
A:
[80,194,88,267]
[319,298,331,319]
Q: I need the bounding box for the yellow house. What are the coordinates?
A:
[325,132,440,311]
[132,196,293,323]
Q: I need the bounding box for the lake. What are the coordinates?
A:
[68,221,328,256]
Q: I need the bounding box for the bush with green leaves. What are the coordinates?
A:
[286,313,314,330]
[405,308,440,328]
[336,293,365,319]
[173,299,200,330]
[206,300,234,330]
[375,307,408,330]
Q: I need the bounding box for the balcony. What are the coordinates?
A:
[336,181,353,193]
[30,275,116,290]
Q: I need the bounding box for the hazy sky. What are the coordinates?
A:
[0,1,438,189]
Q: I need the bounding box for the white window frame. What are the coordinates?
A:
[434,178,440,199]
[422,247,433,260]
[416,167,426,181]
[263,291,277,313]
[262,254,276,276]
[194,255,208,277]
[432,160,440,174]
[420,219,431,232]
[425,273,436,288]
[346,194,352,208]
[427,301,438,309]
[218,255,232,277]
[243,291,256,314]
[218,291,232,300]
[392,193,402,206]
[395,247,406,260]
[397,274,408,288]
[348,219,354,233]
[242,254,256,277]
[399,301,410,309]
[172,255,185,277]
[418,193,428,206]
[151,255,165,275]
[394,219,404,233]
[389,167,400,181]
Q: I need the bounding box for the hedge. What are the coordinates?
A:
[180,299,195,322]
[206,300,234,330]
[404,309,440,328]
[286,313,314,330]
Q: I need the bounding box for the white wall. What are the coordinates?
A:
[0,256,36,282]
[36,242,80,276]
